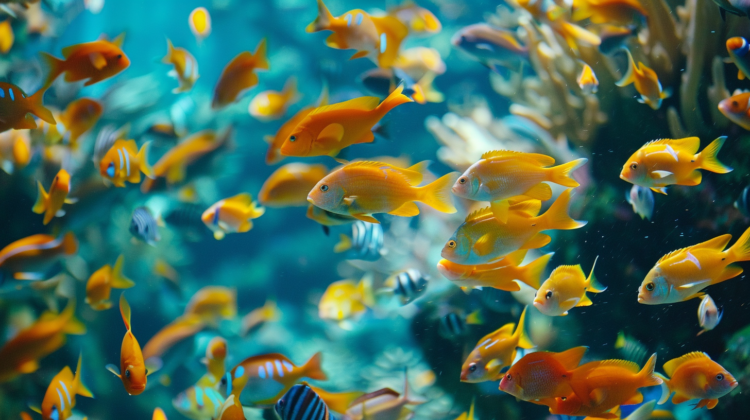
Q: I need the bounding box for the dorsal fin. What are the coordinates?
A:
[310,96,380,116]
[550,265,585,279]
[694,234,732,251]
[587,359,641,374]
[481,150,555,166]
[657,247,689,264]
[344,161,418,184]
[643,137,700,154]
[663,352,711,378]
[504,249,528,266]
[552,346,588,370]
[465,207,493,222]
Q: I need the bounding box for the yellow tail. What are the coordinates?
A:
[111,255,136,289]
[518,252,553,290]
[377,84,413,116]
[39,52,65,88]
[306,0,335,32]
[119,293,132,332]
[729,227,750,262]
[549,158,588,187]
[416,172,458,213]
[585,256,606,293]
[639,353,663,388]
[32,181,48,214]
[541,189,587,231]
[252,38,269,70]
[137,141,155,179]
[513,306,535,349]
[615,49,637,87]
[334,233,352,253]
[61,300,86,335]
[697,136,732,174]
[28,86,56,124]
[74,352,94,398]
[303,352,327,380]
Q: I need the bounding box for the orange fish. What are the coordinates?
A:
[264,85,328,164]
[0,232,77,280]
[533,257,605,317]
[40,36,130,87]
[202,193,265,240]
[32,168,74,225]
[0,82,56,132]
[249,77,300,121]
[85,255,135,311]
[280,86,412,158]
[216,395,246,420]
[615,49,670,110]
[657,352,737,409]
[577,63,599,93]
[184,286,237,324]
[59,97,103,147]
[393,47,446,80]
[153,408,167,420]
[99,139,154,187]
[241,299,281,336]
[572,0,647,25]
[437,250,553,292]
[142,314,205,362]
[162,40,199,93]
[718,91,750,130]
[0,300,85,383]
[200,336,227,386]
[0,129,31,174]
[259,163,328,207]
[33,353,94,420]
[212,39,269,109]
[106,293,149,395]
[189,7,211,42]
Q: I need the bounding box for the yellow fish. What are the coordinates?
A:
[392,47,446,81]
[32,168,75,225]
[319,276,374,327]
[162,39,199,93]
[533,257,606,316]
[571,0,647,25]
[438,250,553,292]
[258,163,328,208]
[240,299,280,336]
[616,49,670,109]
[388,1,442,36]
[99,139,154,187]
[189,7,211,42]
[249,77,300,121]
[0,20,13,54]
[85,255,135,311]
[185,286,237,325]
[577,63,599,93]
[212,39,268,109]
[202,193,265,240]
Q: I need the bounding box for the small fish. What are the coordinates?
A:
[0,130,31,174]
[153,258,179,285]
[34,353,94,420]
[439,310,483,338]
[438,251,552,292]
[215,395,246,420]
[106,293,151,395]
[333,221,385,260]
[319,276,374,326]
[280,86,412,158]
[259,163,328,208]
[212,39,268,109]
[153,408,167,420]
[142,314,205,362]
[388,1,441,36]
[620,137,732,194]
[577,63,599,93]
[0,232,78,280]
[460,306,534,383]
[200,336,227,386]
[712,0,750,20]
[0,82,56,132]
[184,286,237,325]
[240,299,280,336]
[163,202,208,234]
[162,39,199,93]
[392,47,446,80]
[249,77,300,121]
[275,384,331,420]
[734,186,750,217]
[343,373,423,420]
[32,168,74,225]
[698,294,723,336]
[718,91,750,130]
[571,0,647,25]
[189,7,211,41]
[0,20,13,53]
[382,268,429,305]
[265,85,328,165]
[173,385,227,420]
[130,207,160,246]
[637,228,750,304]
[99,139,154,187]
[594,24,635,54]
[40,36,130,87]
[534,257,605,316]
[303,383,364,414]
[626,185,654,220]
[58,98,103,147]
[201,193,265,240]
[615,49,670,110]
[657,352,737,409]
[451,24,528,72]
[306,204,357,234]
[85,255,135,311]
[308,160,456,223]
[84,0,104,14]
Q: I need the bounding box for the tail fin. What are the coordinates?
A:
[416,172,458,213]
[729,227,750,262]
[518,252,553,290]
[74,352,94,398]
[615,49,636,87]
[32,181,48,214]
[466,309,483,325]
[656,373,672,404]
[62,300,86,335]
[698,136,732,174]
[111,255,135,289]
[541,189,587,231]
[27,87,56,124]
[334,234,352,253]
[513,306,535,349]
[639,353,663,388]
[39,52,64,88]
[137,141,155,179]
[549,158,588,188]
[377,84,413,116]
[303,352,327,380]
[306,0,335,32]
[252,38,269,71]
[119,293,132,332]
[585,256,606,293]
[163,39,175,63]
[61,232,78,255]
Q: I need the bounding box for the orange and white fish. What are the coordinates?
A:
[460,307,534,383]
[99,139,154,187]
[33,353,94,420]
[620,137,732,194]
[142,314,206,362]
[0,130,31,174]
[0,232,78,280]
[534,257,605,316]
[259,163,328,207]
[637,228,750,305]
[212,39,268,109]
[319,277,374,326]
[308,161,456,223]
[616,49,670,110]
[572,0,647,25]
[40,36,130,87]
[58,98,103,147]
[388,0,441,36]
[162,40,199,93]
[0,82,56,132]
[718,91,750,130]
[438,250,553,292]
[85,255,135,311]
[106,293,150,395]
[189,7,211,42]
[32,168,74,225]
[249,77,300,121]
[184,286,237,324]
[697,294,723,336]
[201,193,265,240]
[241,299,281,336]
[657,352,737,409]
[280,86,412,158]
[577,63,599,93]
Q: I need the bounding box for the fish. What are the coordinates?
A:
[275,384,331,420]
[451,150,587,222]
[439,310,483,338]
[40,36,130,87]
[240,299,280,336]
[130,207,161,246]
[382,268,429,305]
[319,276,374,326]
[388,1,441,36]
[32,168,74,225]
[226,352,327,407]
[333,221,385,260]
[189,7,211,41]
[306,205,358,234]
[258,163,328,207]
[99,139,155,187]
[698,294,723,336]
[451,24,528,72]
[454,400,475,420]
[200,336,227,387]
[734,186,750,217]
[343,373,424,420]
[626,185,654,220]
[265,85,328,165]
[657,352,737,409]
[571,0,647,25]
[249,77,300,121]
[577,63,599,93]
[303,383,364,414]
[460,306,534,383]
[718,91,750,130]
[594,24,636,54]
[438,250,553,292]
[619,137,732,194]
[280,86,412,158]
[153,407,167,420]
[0,300,85,383]
[142,314,206,362]
[215,395,245,420]
[441,190,586,265]
[201,193,265,240]
[0,82,56,132]
[0,19,12,53]
[184,286,237,325]
[533,257,605,316]
[85,255,135,311]
[615,49,670,110]
[0,232,78,280]
[58,98,103,147]
[307,0,408,69]
[637,228,750,304]
[212,39,268,109]
[173,385,227,420]
[359,67,443,104]
[0,130,31,174]
[34,353,94,420]
[727,37,750,81]
[392,47,446,80]
[163,202,211,238]
[162,39,199,93]
[106,293,150,395]
[307,160,457,223]
[712,0,750,19]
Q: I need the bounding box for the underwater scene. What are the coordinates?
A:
[2,0,750,419]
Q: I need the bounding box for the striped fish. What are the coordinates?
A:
[734,186,750,218]
[275,384,330,420]
[333,221,384,261]
[130,207,160,246]
[439,311,483,339]
[386,269,429,305]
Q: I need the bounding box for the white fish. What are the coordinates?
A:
[626,185,654,220]
[697,294,723,336]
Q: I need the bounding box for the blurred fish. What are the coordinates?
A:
[534,257,604,317]
[451,24,528,73]
[392,47,446,80]
[162,39,199,93]
[438,250,552,292]
[0,232,78,280]
[0,130,31,174]
[92,124,129,165]
[734,186,750,217]
[454,400,475,420]
[99,139,155,187]
[0,20,12,53]
[718,91,750,130]
[657,352,737,409]
[85,0,104,14]
[40,36,130,87]
[153,408,167,420]
[32,353,93,420]
[712,0,750,19]
[163,202,208,237]
[0,82,56,132]
[343,373,424,420]
[303,382,364,414]
[106,293,151,395]
[200,336,227,386]
[173,384,226,420]
[381,268,428,305]
[249,77,300,121]
[439,310,483,338]
[185,286,237,326]
[259,163,328,207]
[212,39,268,109]
[85,255,135,311]
[130,207,161,246]
[153,258,179,285]
[577,63,598,93]
[626,185,654,220]
[616,49,670,110]
[189,7,211,42]
[319,276,374,326]
[142,314,205,362]
[388,1,441,36]
[571,0,647,24]
[59,98,103,147]
[594,24,635,53]
[306,204,357,234]
[216,394,245,420]
[698,294,723,336]
[360,67,442,104]
[275,384,331,420]
[265,85,328,165]
[240,299,280,336]
[615,331,648,365]
[32,168,74,225]
[334,221,385,260]
[201,193,265,240]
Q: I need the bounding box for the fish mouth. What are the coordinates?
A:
[307,195,314,204]
[619,172,627,180]
[637,294,645,303]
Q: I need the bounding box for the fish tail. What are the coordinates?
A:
[74,352,94,398]
[377,84,413,116]
[585,256,606,293]
[61,232,78,255]
[541,189,587,231]
[252,38,269,70]
[27,86,56,124]
[465,309,484,325]
[656,373,672,404]
[119,293,132,332]
[697,136,732,174]
[729,227,750,262]
[306,0,334,32]
[32,180,48,215]
[137,141,155,179]
[302,351,327,380]
[518,252,553,290]
[513,306,535,349]
[549,158,588,188]
[39,52,64,88]
[639,353,663,388]
[416,172,458,213]
[615,48,636,87]
[162,39,174,63]
[111,255,136,289]
[333,233,352,253]
[62,301,86,334]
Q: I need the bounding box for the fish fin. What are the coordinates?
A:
[398,160,429,185]
[490,199,510,223]
[520,233,551,250]
[553,346,588,370]
[61,232,78,255]
[729,227,750,262]
[317,123,345,143]
[89,52,107,70]
[64,197,78,204]
[237,220,253,233]
[466,309,483,325]
[473,233,494,256]
[505,249,529,266]
[622,392,643,406]
[518,253,553,290]
[509,199,542,217]
[697,136,732,174]
[740,70,746,80]
[671,394,690,405]
[145,357,163,376]
[416,171,458,213]
[549,158,587,188]
[352,213,380,224]
[481,150,555,166]
[105,363,121,378]
[111,255,135,289]
[213,231,225,240]
[334,233,352,253]
[27,87,56,124]
[350,50,370,60]
[252,38,269,70]
[32,180,48,214]
[514,306,535,349]
[18,359,39,374]
[524,183,554,200]
[578,293,593,306]
[306,0,334,32]
[677,280,710,289]
[119,293,132,331]
[586,256,605,293]
[682,170,702,186]
[302,351,327,380]
[111,33,126,48]
[389,201,420,217]
[166,163,186,184]
[650,170,673,179]
[39,52,65,88]
[373,16,409,68]
[376,84,413,115]
[561,21,601,46]
[136,141,155,179]
[28,405,42,415]
[650,187,668,195]
[663,352,710,378]
[542,189,586,230]
[616,49,636,87]
[656,373,672,404]
[74,353,94,398]
[716,265,743,283]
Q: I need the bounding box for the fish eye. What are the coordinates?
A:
[290,135,296,142]
[545,291,552,300]
[447,240,456,249]
[221,376,227,385]
[145,369,149,375]
[320,184,329,192]
[125,369,130,378]
[646,282,655,291]
[459,177,467,184]
[561,396,567,401]
[630,163,638,170]
[506,373,511,380]
[117,54,122,59]
[733,101,739,108]
[717,373,724,381]
[469,363,477,372]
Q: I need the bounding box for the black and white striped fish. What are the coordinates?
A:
[386,269,429,305]
[439,311,483,339]
[735,186,750,218]
[275,384,330,420]
[333,221,385,261]
[130,207,160,246]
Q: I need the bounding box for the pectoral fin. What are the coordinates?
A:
[677,280,710,289]
[521,233,551,250]
[90,52,107,70]
[350,50,369,60]
[388,201,420,217]
[490,200,509,223]
[650,170,672,179]
[318,123,345,143]
[473,233,494,256]
[650,187,668,195]
[352,214,379,224]
[106,363,121,378]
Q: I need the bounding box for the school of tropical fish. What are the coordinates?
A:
[0,0,750,419]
